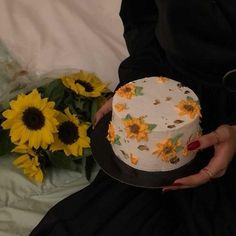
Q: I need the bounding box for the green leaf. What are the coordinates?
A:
[176,146,184,153]
[124,114,132,120]
[47,151,81,172]
[41,79,65,107]
[171,133,183,145]
[91,99,100,123]
[135,86,144,96]
[83,148,92,158]
[186,96,194,101]
[148,124,157,131]
[114,135,121,145]
[0,129,15,156]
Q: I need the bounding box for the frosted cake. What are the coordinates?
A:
[107,76,201,172]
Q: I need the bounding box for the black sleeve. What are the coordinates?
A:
[116,0,169,90]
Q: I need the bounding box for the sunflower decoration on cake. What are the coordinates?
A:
[122,114,156,142]
[0,61,112,183]
[50,108,90,156]
[107,122,121,145]
[116,83,144,99]
[156,76,169,83]
[153,134,184,163]
[114,103,127,112]
[175,96,201,119]
[1,89,58,149]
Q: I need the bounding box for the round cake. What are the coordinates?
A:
[107,76,201,172]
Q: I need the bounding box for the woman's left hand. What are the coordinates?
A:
[162,124,236,192]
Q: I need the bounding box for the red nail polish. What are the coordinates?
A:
[170,183,183,187]
[187,140,200,151]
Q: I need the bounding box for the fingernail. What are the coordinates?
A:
[92,120,97,129]
[170,183,183,187]
[187,140,200,151]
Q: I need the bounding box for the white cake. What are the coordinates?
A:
[107,76,201,172]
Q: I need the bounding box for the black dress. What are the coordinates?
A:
[30,1,236,235]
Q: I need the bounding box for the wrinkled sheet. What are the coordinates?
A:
[0,1,127,235]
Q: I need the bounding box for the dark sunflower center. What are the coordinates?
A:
[22,107,45,130]
[183,104,194,112]
[75,80,94,92]
[58,121,79,145]
[129,124,140,134]
[163,146,173,154]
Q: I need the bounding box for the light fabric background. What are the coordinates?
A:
[0,1,127,235]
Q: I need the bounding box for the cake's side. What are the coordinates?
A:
[107,76,201,172]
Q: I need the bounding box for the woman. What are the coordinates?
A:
[31,1,236,235]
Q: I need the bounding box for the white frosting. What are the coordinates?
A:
[110,76,201,172]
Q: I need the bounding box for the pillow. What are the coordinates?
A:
[0,0,128,90]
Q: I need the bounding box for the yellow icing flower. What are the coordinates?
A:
[123,117,149,141]
[1,89,58,149]
[156,76,169,83]
[130,153,139,165]
[116,83,136,99]
[61,70,107,97]
[175,98,201,119]
[182,146,190,157]
[50,108,90,157]
[107,122,116,144]
[153,139,181,162]
[114,103,127,112]
[12,144,44,183]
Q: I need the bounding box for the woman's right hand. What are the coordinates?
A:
[94,97,113,127]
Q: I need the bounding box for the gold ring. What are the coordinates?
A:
[201,167,215,179]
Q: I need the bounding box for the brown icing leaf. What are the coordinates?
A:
[170,156,180,164]
[174,120,184,124]
[153,99,160,105]
[120,150,129,159]
[169,89,173,92]
[167,125,176,129]
[137,145,149,151]
[184,90,190,94]
[166,97,172,101]
[177,83,183,88]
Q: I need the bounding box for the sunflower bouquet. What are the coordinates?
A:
[0,68,112,183]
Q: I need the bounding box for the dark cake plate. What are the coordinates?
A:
[91,112,202,188]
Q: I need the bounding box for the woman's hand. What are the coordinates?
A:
[93,97,113,127]
[162,124,236,192]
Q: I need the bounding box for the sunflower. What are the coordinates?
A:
[116,83,136,99]
[107,122,116,143]
[123,117,149,141]
[61,70,107,97]
[1,89,58,149]
[153,139,178,162]
[12,145,44,183]
[130,153,139,165]
[50,108,90,156]
[156,76,169,83]
[175,97,201,119]
[114,103,127,112]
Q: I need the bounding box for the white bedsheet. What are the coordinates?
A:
[0,1,127,235]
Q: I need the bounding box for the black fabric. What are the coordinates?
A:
[30,1,236,235]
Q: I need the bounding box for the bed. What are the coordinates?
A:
[0,1,127,235]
